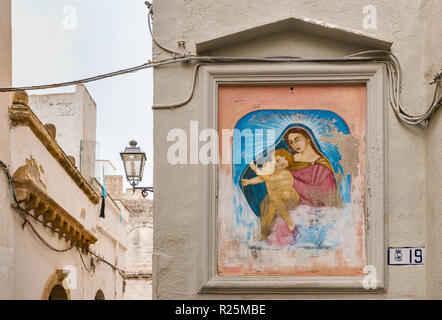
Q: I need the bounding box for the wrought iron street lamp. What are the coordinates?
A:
[120,140,153,198]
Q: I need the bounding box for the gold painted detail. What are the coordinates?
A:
[13,156,97,252]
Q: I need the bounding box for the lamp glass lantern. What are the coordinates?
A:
[120,140,147,188]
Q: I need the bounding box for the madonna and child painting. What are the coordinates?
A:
[241,124,339,246]
[217,85,367,276]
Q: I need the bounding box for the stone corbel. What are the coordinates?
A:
[13,156,97,252]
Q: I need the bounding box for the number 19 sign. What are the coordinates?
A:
[388,247,424,266]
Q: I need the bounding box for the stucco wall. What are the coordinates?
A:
[28,84,97,183]
[153,0,442,299]
[425,1,442,299]
[0,2,125,299]
[4,113,126,299]
[103,175,153,299]
[0,0,14,300]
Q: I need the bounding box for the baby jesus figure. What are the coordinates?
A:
[242,148,300,240]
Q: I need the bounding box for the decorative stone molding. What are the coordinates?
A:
[41,270,71,300]
[67,155,76,166]
[44,123,56,139]
[9,91,100,204]
[195,16,392,54]
[13,156,97,251]
[13,156,47,192]
[196,63,387,293]
[12,90,29,106]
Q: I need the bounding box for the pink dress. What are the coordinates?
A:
[266,164,336,247]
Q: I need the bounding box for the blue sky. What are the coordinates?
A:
[12,0,153,195]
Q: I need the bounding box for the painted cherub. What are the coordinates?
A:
[242,148,300,239]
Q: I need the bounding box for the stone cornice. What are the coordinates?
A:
[13,156,98,251]
[9,93,100,204]
[196,16,392,54]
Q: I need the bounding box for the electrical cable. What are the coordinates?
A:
[0,20,439,125]
[0,55,190,92]
[0,54,384,93]
[1,0,441,123]
[0,160,126,277]
[148,51,441,126]
[146,3,185,57]
[152,62,203,109]
[89,251,125,278]
[0,52,440,125]
[26,217,76,253]
[77,247,92,272]
[0,160,75,252]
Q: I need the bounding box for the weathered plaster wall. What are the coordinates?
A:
[9,125,127,299]
[126,226,153,273]
[0,1,125,296]
[124,279,153,300]
[0,0,14,300]
[153,0,442,299]
[424,1,442,299]
[80,85,98,183]
[103,175,153,299]
[28,84,97,183]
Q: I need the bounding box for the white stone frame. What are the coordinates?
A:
[197,63,387,294]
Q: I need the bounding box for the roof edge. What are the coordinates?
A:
[196,16,392,54]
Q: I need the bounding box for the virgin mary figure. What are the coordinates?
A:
[240,124,339,247]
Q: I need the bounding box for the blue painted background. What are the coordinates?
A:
[232,109,351,219]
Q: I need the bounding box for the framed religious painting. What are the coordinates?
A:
[197,63,387,293]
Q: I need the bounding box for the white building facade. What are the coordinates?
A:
[0,3,128,298]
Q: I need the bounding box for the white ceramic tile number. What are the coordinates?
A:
[388,247,424,265]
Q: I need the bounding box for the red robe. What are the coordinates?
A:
[290,164,337,207]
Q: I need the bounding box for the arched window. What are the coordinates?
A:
[95,289,105,300]
[48,284,69,300]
